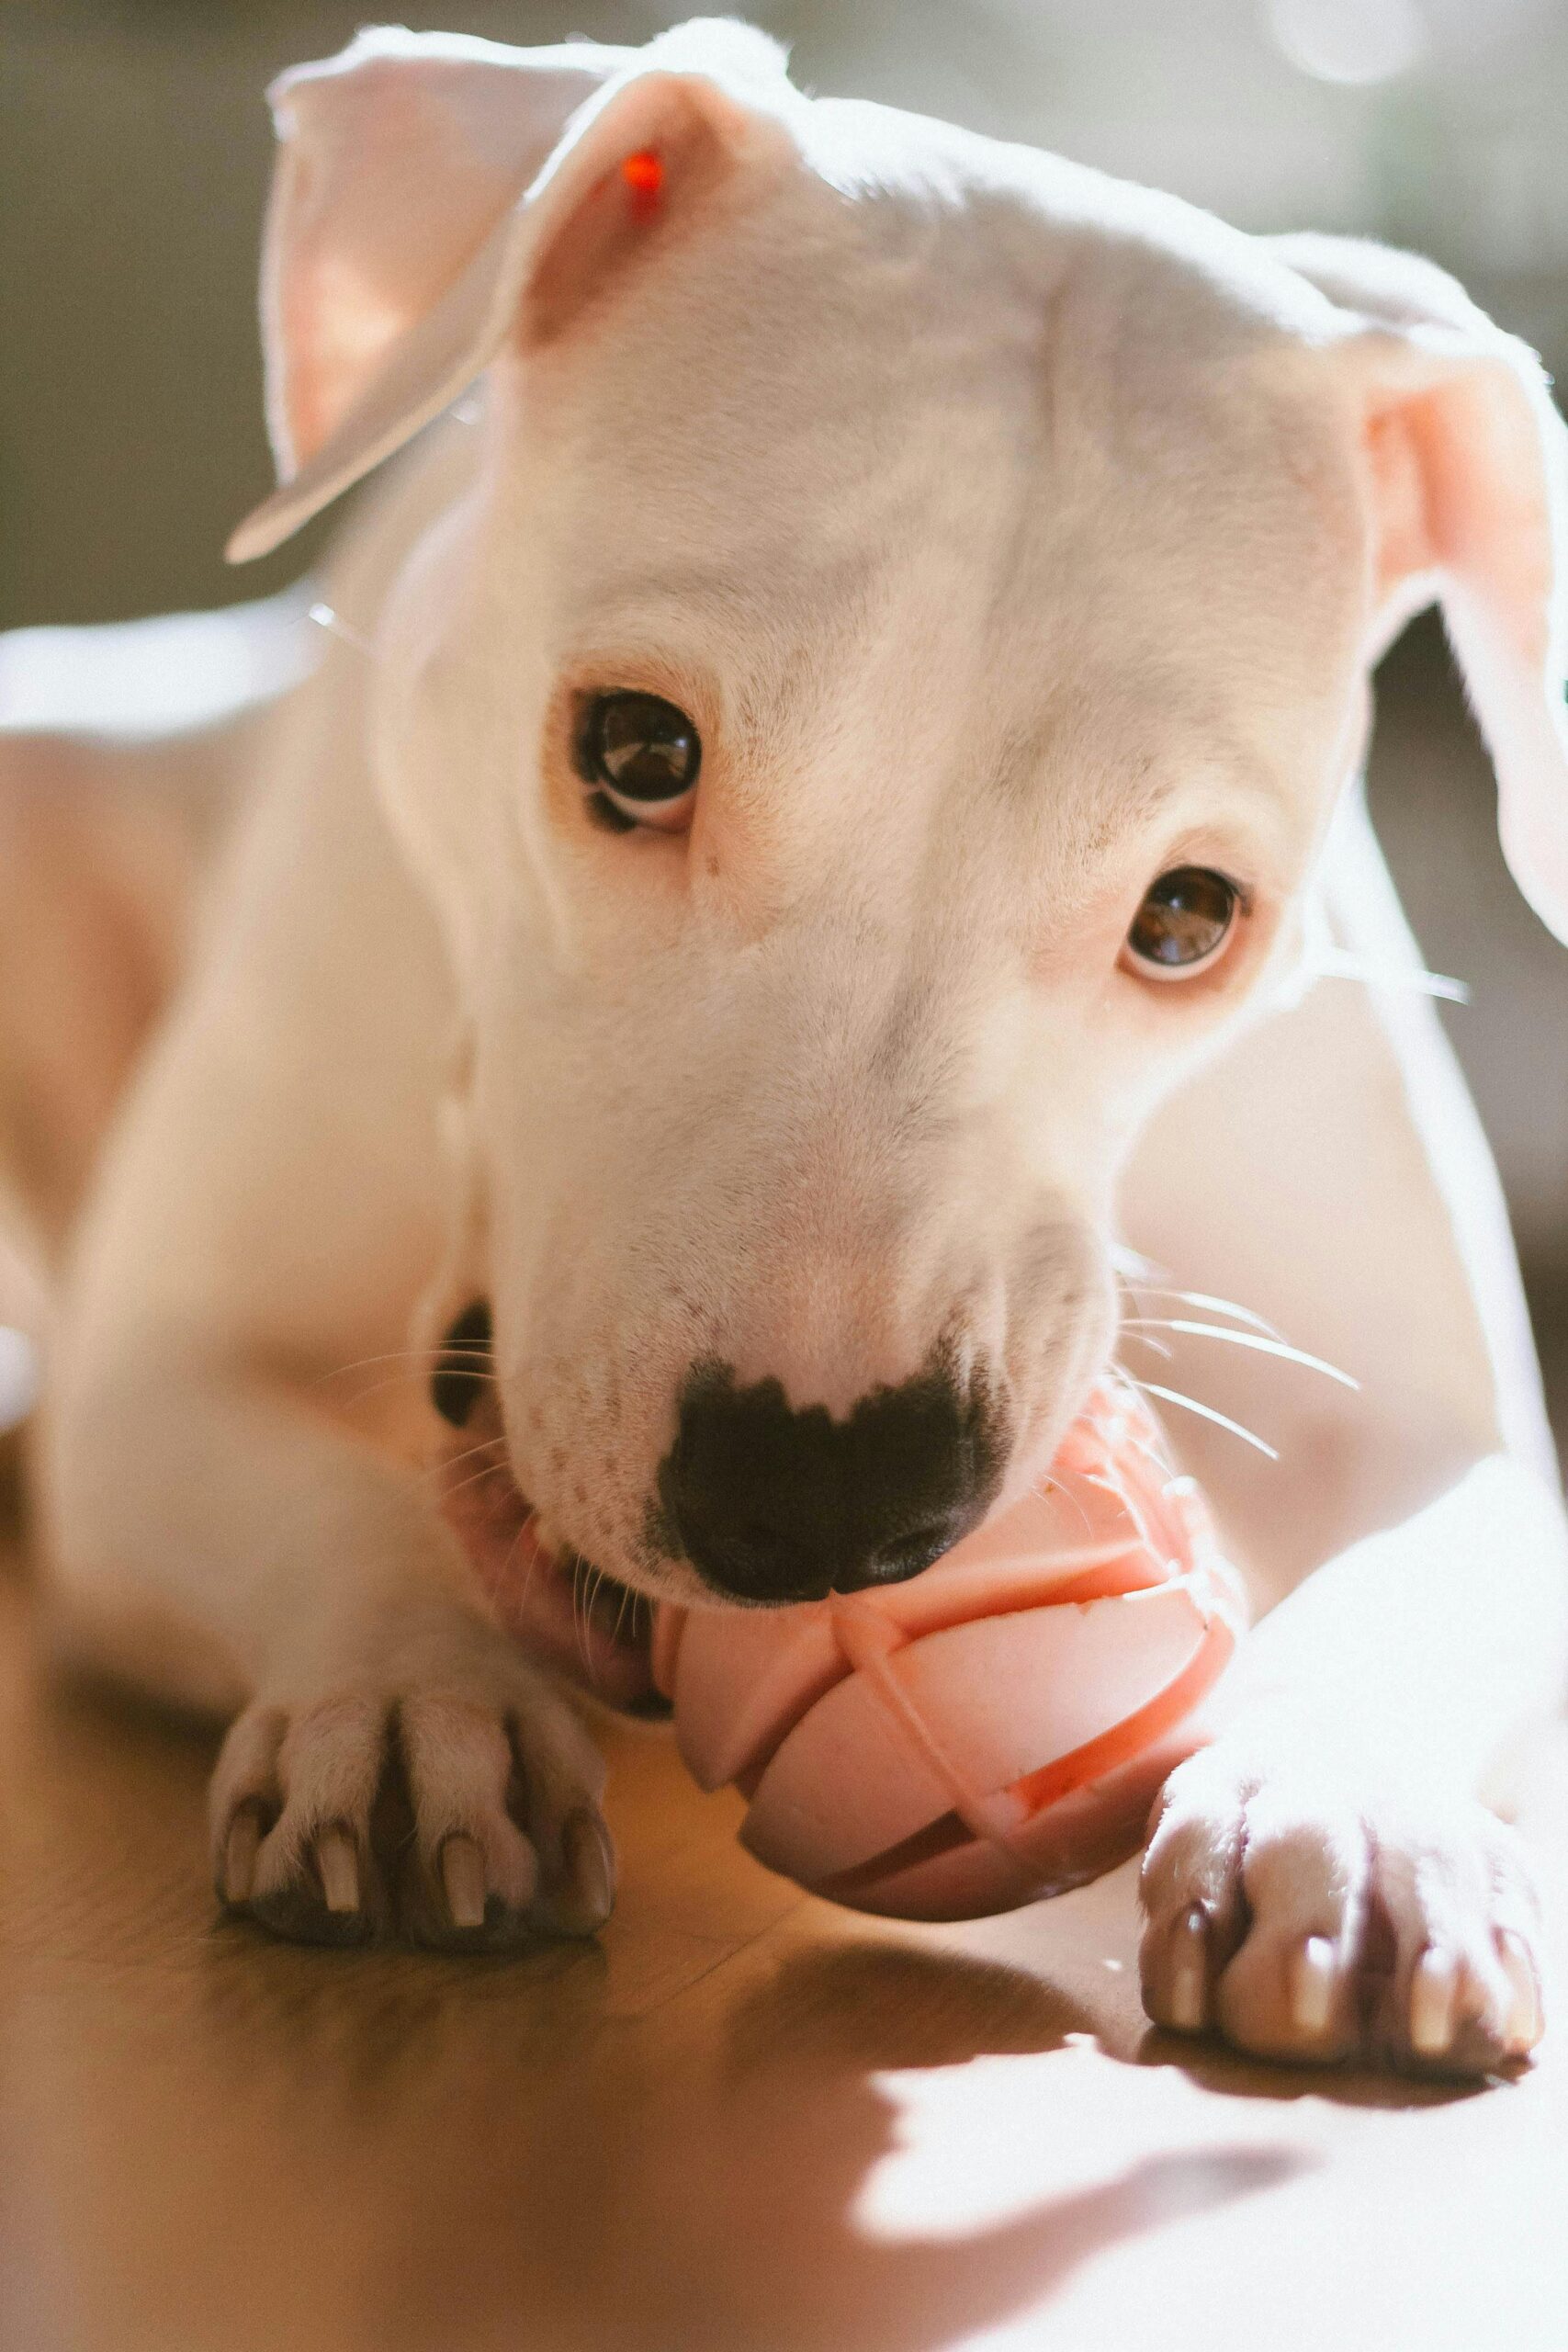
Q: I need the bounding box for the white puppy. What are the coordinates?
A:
[13,18,1568,2072]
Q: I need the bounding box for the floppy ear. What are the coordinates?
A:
[1272,233,1568,944]
[227,20,796,564]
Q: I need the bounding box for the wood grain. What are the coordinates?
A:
[0,1551,1562,2352]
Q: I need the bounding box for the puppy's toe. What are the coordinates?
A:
[393,1687,613,1951]
[209,1644,614,1954]
[1139,1741,1548,2079]
[1362,1806,1544,2076]
[509,1695,615,1939]
[1139,1744,1256,2034]
[1211,1773,1374,2064]
[1142,1747,1372,2062]
[211,1694,394,1946]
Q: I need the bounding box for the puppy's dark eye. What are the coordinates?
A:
[1123,867,1239,978]
[577,691,700,831]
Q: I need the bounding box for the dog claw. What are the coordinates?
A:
[1290,1935,1337,2036]
[555,1808,615,1935]
[222,1808,262,1905]
[1166,1904,1208,2032]
[441,1834,489,1930]
[1409,1946,1459,2056]
[316,1826,360,1915]
[1497,1931,1542,2054]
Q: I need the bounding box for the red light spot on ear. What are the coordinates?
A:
[621,148,664,220]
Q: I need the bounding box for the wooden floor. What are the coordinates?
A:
[0,1551,1562,2352]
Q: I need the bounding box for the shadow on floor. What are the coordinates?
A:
[353,1940,1310,2352]
[0,1625,1313,2352]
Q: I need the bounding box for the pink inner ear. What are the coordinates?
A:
[1368,351,1568,944]
[1365,404,1440,599]
[261,40,615,480]
[521,98,729,350]
[1421,372,1558,653]
[1365,365,1558,658]
[276,263,411,481]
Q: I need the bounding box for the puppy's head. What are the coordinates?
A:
[234,22,1568,1650]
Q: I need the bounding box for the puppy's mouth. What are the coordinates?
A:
[432,1307,661,1713]
[437,1432,662,1711]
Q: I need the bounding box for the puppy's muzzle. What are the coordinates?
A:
[658,1356,1006,1605]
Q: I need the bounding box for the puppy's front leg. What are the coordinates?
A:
[44,1356,615,1950]
[1139,1456,1567,2074]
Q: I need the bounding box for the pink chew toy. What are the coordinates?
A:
[650,1378,1245,1921]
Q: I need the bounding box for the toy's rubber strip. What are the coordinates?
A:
[825,1575,1235,1892]
[885,1546,1168,1639]
[1006,1609,1235,1820]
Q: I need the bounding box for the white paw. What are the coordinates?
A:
[1139,1736,1544,2076]
[209,1607,613,1951]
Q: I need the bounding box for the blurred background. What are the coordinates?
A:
[3,0,1567,1446]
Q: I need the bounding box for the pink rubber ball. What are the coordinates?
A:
[651,1378,1246,1921]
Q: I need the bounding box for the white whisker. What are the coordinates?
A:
[307,602,378,662]
[338,1366,500,1416]
[314,1351,428,1387]
[1083,1463,1153,1552]
[1039,1466,1096,1538]
[1111,1243,1163,1283]
[415,1430,506,1495]
[1127,1376,1280,1461]
[314,1346,499,1425]
[1119,1283,1281,1338]
[432,1451,513,1509]
[1311,945,1469,1004]
[583,1563,615,1685]
[1120,1319,1357,1389]
[572,1559,598,1681]
[501,1502,545,1628]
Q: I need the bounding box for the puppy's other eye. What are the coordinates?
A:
[1123,866,1239,978]
[577,691,700,831]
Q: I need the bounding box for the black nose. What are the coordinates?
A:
[658,1357,1005,1605]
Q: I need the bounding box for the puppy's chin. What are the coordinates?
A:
[434,1412,665,1715]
